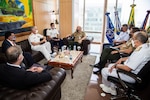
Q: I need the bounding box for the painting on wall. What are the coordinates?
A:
[0,0,33,33]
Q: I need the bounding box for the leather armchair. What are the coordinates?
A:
[63,36,93,55]
[107,61,150,100]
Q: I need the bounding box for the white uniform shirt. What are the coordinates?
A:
[124,43,150,74]
[28,33,44,47]
[46,28,59,38]
[115,31,129,42]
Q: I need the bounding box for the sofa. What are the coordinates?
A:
[0,67,66,100]
[0,39,66,100]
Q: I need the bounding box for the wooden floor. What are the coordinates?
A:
[84,73,112,100]
[85,44,112,100]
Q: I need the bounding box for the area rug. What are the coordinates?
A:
[60,55,96,100]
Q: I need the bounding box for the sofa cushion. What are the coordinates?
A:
[17,40,31,53]
[16,39,45,62]
[31,50,45,62]
[0,68,66,100]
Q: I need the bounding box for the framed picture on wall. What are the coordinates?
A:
[0,0,33,35]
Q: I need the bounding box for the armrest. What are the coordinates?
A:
[117,69,142,83]
[119,53,131,57]
[66,36,74,41]
[82,36,93,44]
[116,69,142,90]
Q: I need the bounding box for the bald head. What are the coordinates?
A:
[31,26,38,34]
[76,26,82,32]
[6,45,23,64]
[134,31,148,44]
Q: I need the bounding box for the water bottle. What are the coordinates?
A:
[73,45,76,51]
[69,54,72,63]
[69,54,72,61]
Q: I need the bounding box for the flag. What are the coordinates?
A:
[141,10,150,30]
[128,4,136,26]
[105,12,115,44]
[114,11,121,35]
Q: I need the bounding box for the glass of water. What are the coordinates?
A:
[77,46,81,51]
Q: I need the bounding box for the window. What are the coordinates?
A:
[79,0,150,43]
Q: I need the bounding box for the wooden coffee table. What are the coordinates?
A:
[48,50,83,79]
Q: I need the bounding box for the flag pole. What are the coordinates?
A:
[115,0,118,29]
[101,0,108,44]
[114,0,118,35]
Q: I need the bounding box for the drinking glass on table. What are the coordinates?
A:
[77,46,81,51]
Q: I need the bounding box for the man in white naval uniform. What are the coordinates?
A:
[28,26,52,62]
[101,31,150,95]
[46,23,63,52]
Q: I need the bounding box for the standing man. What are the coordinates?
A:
[100,31,150,95]
[2,31,34,68]
[28,26,52,62]
[46,23,63,52]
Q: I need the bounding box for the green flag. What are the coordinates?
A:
[128,4,136,26]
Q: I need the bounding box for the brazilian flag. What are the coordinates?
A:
[128,4,136,26]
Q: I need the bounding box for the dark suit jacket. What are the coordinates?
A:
[0,63,52,89]
[1,39,34,67]
[2,39,12,53]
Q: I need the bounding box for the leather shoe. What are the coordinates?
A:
[93,70,100,74]
[90,63,100,68]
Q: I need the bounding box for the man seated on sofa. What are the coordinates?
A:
[100,31,150,95]
[2,31,34,68]
[64,26,86,49]
[0,45,52,89]
[28,26,52,62]
[46,23,63,52]
[91,27,140,74]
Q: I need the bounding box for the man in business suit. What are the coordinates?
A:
[0,45,52,89]
[2,31,34,68]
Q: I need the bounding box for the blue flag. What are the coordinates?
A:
[105,12,115,44]
[114,11,121,35]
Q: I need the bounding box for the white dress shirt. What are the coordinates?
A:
[46,28,59,38]
[115,31,129,42]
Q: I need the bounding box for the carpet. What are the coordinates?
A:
[60,55,96,100]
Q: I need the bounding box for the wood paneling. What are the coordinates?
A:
[59,0,72,38]
[32,0,55,34]
[59,0,79,38]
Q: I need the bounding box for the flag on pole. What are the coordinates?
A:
[114,11,121,35]
[105,12,115,44]
[141,10,150,30]
[128,4,136,26]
